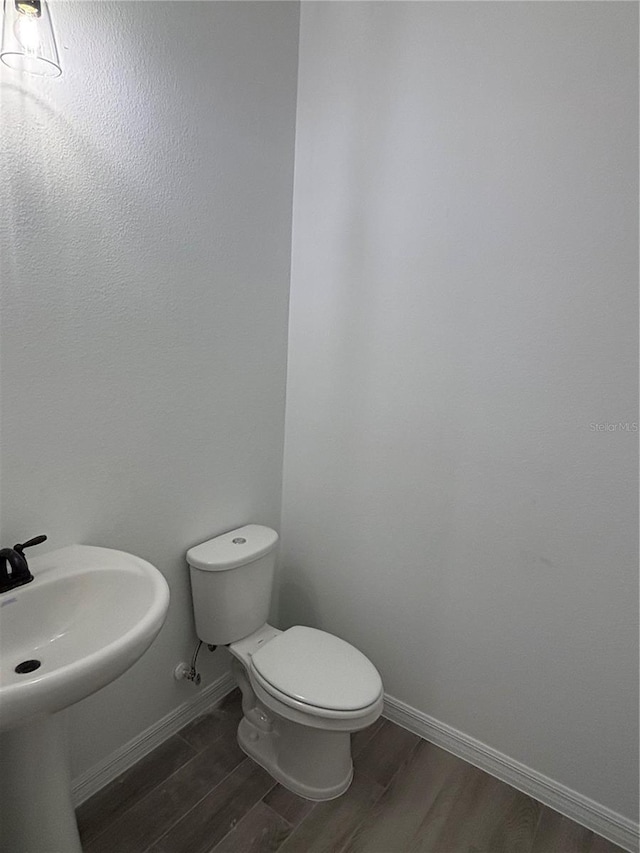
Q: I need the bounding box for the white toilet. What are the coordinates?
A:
[187,524,383,801]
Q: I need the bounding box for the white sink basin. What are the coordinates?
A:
[0,544,170,852]
[0,544,170,732]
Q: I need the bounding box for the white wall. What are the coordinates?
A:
[282,1,638,823]
[0,0,299,777]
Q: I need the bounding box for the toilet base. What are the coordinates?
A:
[237,715,353,801]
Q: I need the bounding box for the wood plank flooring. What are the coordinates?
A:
[76,690,627,853]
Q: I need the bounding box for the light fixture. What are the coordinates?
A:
[1,0,61,77]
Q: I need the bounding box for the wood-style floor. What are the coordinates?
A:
[77,690,626,853]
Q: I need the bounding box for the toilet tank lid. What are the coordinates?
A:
[186,525,278,571]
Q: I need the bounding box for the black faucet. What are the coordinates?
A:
[0,535,47,594]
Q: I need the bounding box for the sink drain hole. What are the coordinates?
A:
[15,659,41,674]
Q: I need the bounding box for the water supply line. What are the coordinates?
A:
[173,640,217,684]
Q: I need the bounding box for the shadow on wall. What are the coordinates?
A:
[276,579,320,631]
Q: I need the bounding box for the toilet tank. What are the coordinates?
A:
[187,524,278,646]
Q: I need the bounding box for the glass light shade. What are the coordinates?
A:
[1,0,61,77]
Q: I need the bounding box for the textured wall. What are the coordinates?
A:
[283,2,638,821]
[0,1,299,776]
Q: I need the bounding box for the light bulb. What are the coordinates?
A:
[0,0,61,77]
[14,11,39,53]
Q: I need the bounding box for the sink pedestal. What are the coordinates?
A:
[0,714,82,853]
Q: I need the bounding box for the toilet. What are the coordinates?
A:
[187,524,383,801]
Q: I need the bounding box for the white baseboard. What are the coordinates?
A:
[72,671,236,807]
[383,694,639,853]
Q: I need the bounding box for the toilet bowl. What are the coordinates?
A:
[229,624,383,799]
[187,525,384,800]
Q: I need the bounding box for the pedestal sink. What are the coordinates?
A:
[0,545,170,853]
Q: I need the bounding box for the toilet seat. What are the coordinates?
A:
[250,626,383,715]
[249,666,383,726]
